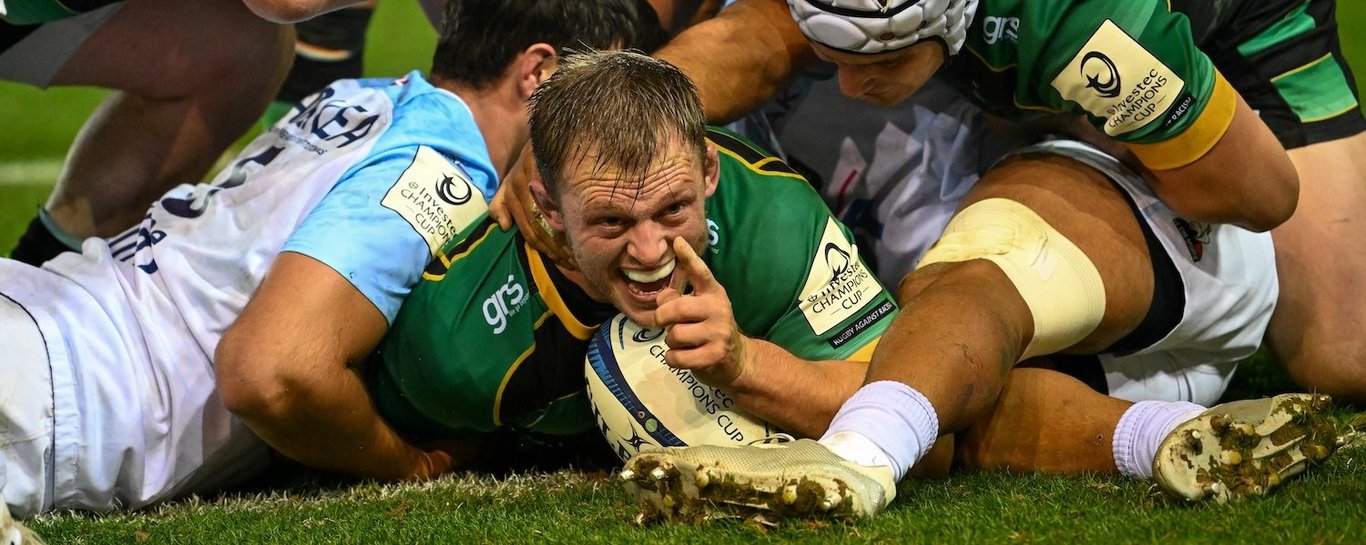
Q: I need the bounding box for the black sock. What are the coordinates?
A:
[9,214,76,266]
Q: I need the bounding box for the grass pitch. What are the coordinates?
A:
[4,3,1366,544]
[24,414,1366,544]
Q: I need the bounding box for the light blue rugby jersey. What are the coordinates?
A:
[282,70,499,323]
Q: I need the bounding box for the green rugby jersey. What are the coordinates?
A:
[367,127,898,440]
[943,0,1235,169]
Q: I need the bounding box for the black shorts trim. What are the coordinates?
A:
[1100,178,1186,356]
[1048,354,1109,395]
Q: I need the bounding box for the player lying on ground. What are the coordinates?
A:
[606,42,1343,519]
[649,0,1366,402]
[0,0,656,520]
[463,49,1337,522]
[363,50,897,466]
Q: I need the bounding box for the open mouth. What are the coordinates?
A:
[621,259,676,302]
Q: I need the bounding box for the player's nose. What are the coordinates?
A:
[625,223,670,267]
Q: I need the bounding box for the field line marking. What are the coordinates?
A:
[0,158,62,186]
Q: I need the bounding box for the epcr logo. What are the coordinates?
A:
[1081,51,1122,98]
[436,173,472,206]
[482,274,526,334]
[824,242,852,280]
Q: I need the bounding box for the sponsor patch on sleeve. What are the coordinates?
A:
[797,218,883,335]
[1050,19,1186,137]
[382,145,489,256]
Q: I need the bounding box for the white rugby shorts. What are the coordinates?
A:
[1011,140,1278,406]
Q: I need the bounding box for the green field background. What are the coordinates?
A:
[0,1,438,250]
[1,3,1364,251]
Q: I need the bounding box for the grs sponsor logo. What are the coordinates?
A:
[706,219,720,253]
[1050,20,1186,136]
[1173,218,1212,262]
[797,218,883,335]
[482,273,527,334]
[981,16,1019,45]
[383,146,489,256]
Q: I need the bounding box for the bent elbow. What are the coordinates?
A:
[1243,169,1300,232]
[216,334,297,423]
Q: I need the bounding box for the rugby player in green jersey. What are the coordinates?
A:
[378,50,1334,526]
[649,0,1366,402]
[367,51,899,449]
[607,1,1350,521]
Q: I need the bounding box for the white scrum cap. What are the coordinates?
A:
[787,0,979,55]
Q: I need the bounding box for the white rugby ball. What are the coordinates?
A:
[585,313,782,462]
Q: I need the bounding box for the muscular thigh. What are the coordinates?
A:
[960,149,1154,352]
[0,2,121,86]
[51,0,275,96]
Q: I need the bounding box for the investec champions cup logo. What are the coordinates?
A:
[381,146,488,256]
[1050,20,1186,136]
[798,218,879,335]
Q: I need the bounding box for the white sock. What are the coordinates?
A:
[819,381,938,481]
[1112,400,1205,479]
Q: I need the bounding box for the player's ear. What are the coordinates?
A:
[529,176,565,232]
[702,142,720,198]
[516,43,558,99]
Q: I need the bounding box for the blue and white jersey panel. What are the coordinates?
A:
[283,70,496,323]
[19,72,476,513]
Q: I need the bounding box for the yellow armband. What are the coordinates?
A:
[1127,72,1237,171]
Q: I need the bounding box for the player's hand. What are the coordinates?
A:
[413,448,455,480]
[412,437,483,479]
[654,237,750,388]
[490,147,577,268]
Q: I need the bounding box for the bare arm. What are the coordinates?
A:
[653,239,868,437]
[655,0,816,123]
[216,252,469,480]
[241,0,367,23]
[721,338,868,438]
[1130,91,1299,232]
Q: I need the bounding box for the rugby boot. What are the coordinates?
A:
[1153,393,1338,503]
[620,438,895,524]
[0,498,45,545]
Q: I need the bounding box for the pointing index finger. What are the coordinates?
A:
[672,237,717,294]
